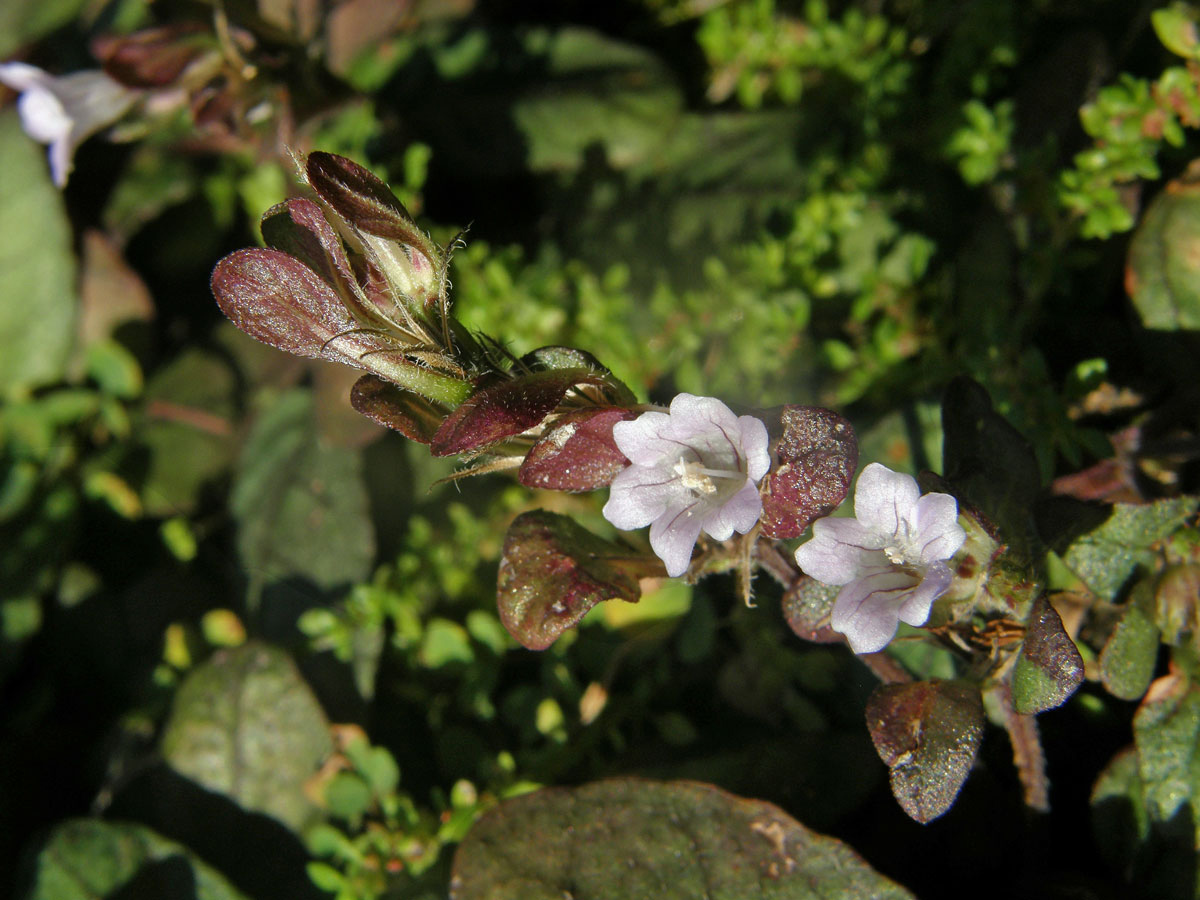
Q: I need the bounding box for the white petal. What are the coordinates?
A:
[611,412,676,466]
[0,62,51,92]
[602,464,678,530]
[16,87,70,144]
[830,567,920,654]
[794,516,886,585]
[914,492,966,564]
[648,502,705,577]
[897,561,954,627]
[736,414,771,481]
[853,463,920,539]
[700,477,760,541]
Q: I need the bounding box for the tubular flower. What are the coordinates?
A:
[602,393,770,577]
[0,62,138,187]
[794,462,966,654]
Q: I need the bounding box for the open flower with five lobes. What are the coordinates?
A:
[602,394,771,577]
[0,62,138,187]
[794,462,966,654]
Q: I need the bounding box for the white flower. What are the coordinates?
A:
[602,393,770,577]
[0,62,137,187]
[794,462,966,654]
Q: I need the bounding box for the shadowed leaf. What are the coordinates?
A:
[93,25,207,87]
[431,368,604,457]
[1100,581,1161,701]
[865,680,984,823]
[450,778,915,899]
[1133,672,1200,843]
[518,407,634,491]
[781,575,841,643]
[160,641,333,831]
[1012,595,1084,714]
[760,406,857,539]
[497,510,648,650]
[349,373,444,443]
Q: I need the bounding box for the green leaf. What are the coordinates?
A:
[28,819,249,900]
[1153,4,1200,61]
[230,389,374,594]
[160,641,333,831]
[1063,497,1200,602]
[0,0,87,58]
[1012,595,1085,715]
[1100,581,1162,701]
[864,680,984,823]
[1126,179,1200,330]
[0,110,77,392]
[449,778,915,899]
[1132,672,1200,835]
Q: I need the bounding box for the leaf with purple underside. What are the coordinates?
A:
[260,197,362,307]
[1011,594,1085,714]
[305,151,434,251]
[497,510,652,650]
[349,374,444,444]
[518,407,634,492]
[760,406,858,539]
[431,368,606,457]
[781,575,842,644]
[865,679,984,824]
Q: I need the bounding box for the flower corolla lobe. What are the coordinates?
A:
[602,394,770,577]
[794,462,966,654]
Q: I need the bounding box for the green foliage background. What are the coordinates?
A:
[4,1,1200,898]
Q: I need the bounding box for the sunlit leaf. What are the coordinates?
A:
[1012,594,1085,715]
[865,680,984,823]
[450,778,916,899]
[759,405,857,539]
[160,641,333,832]
[518,407,634,491]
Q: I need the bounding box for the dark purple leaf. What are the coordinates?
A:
[1011,594,1085,714]
[431,369,604,457]
[349,374,444,444]
[261,198,359,301]
[497,511,648,650]
[93,25,207,87]
[865,680,984,823]
[518,407,634,492]
[305,151,431,248]
[760,406,857,539]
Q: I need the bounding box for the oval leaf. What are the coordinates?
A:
[760,406,857,539]
[1126,178,1200,331]
[1011,594,1085,715]
[865,680,984,823]
[518,407,634,491]
[1100,581,1161,701]
[160,641,333,831]
[497,510,645,650]
[781,575,841,643]
[450,778,915,900]
[305,151,428,246]
[350,373,444,443]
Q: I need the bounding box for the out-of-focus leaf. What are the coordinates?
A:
[1153,4,1200,58]
[0,110,77,392]
[496,510,648,650]
[518,407,634,492]
[160,641,333,831]
[28,819,248,900]
[450,778,915,899]
[1132,672,1200,845]
[349,373,444,443]
[760,406,857,539]
[76,229,154,351]
[864,680,984,824]
[1063,497,1200,602]
[1126,177,1200,330]
[1012,594,1085,715]
[93,25,210,87]
[1156,564,1200,645]
[1100,582,1161,701]
[230,389,374,593]
[431,369,605,457]
[0,0,87,57]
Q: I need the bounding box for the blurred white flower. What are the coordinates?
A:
[0,62,137,186]
[602,393,770,577]
[794,462,966,654]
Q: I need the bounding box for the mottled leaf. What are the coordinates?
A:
[518,407,634,491]
[1012,594,1085,715]
[1063,497,1200,602]
[1133,672,1200,841]
[230,389,374,594]
[781,575,841,643]
[0,110,77,391]
[450,778,915,900]
[28,819,248,900]
[349,373,444,443]
[1126,178,1200,330]
[865,680,984,823]
[1101,581,1161,701]
[760,406,857,539]
[431,368,604,457]
[497,510,648,650]
[160,641,333,832]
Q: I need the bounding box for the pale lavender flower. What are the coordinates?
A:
[602,393,771,577]
[0,62,138,187]
[794,462,966,654]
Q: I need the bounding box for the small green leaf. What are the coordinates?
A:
[450,778,915,899]
[1126,179,1200,330]
[325,771,373,821]
[1101,581,1162,701]
[160,641,333,831]
[1012,595,1085,715]
[85,339,143,398]
[864,680,984,823]
[1153,4,1200,59]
